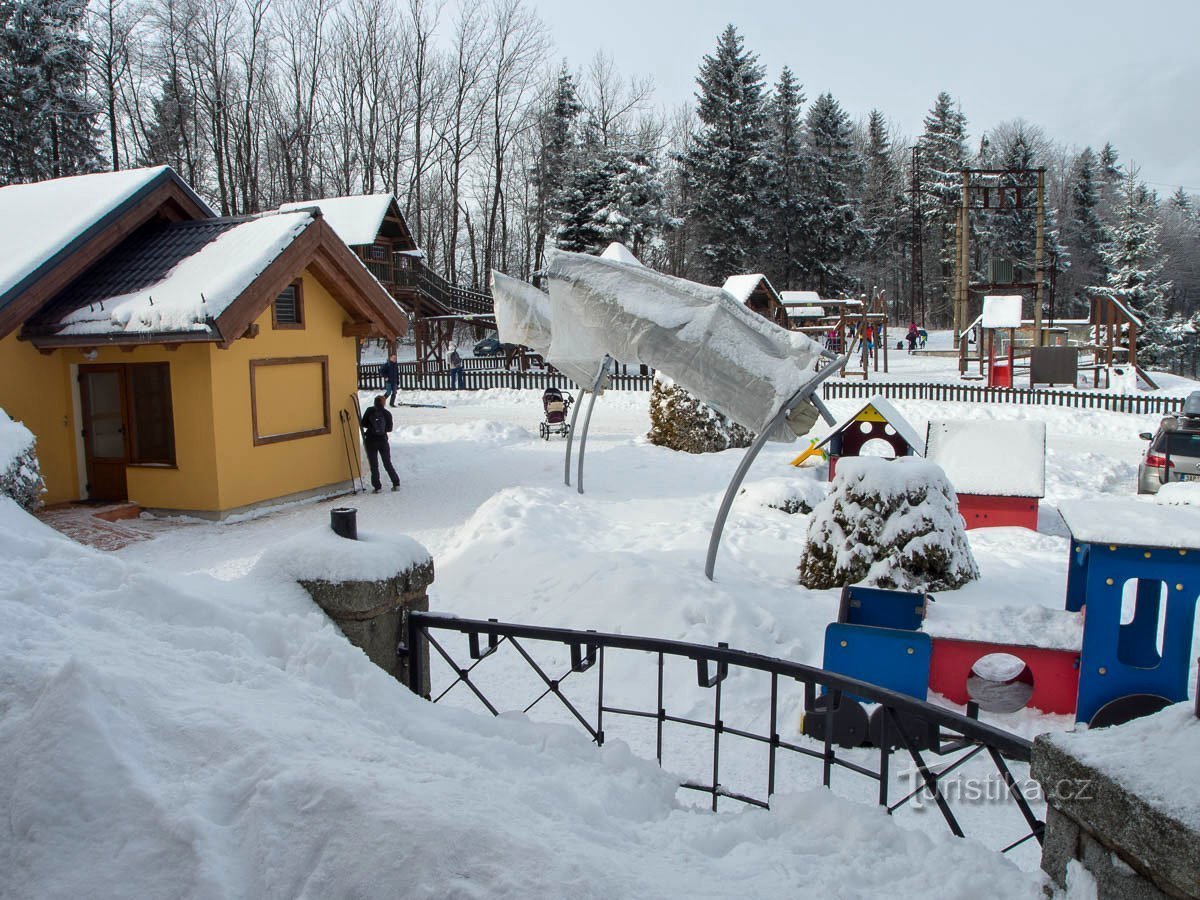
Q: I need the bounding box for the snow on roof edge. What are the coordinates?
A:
[814,396,925,455]
[925,419,1046,497]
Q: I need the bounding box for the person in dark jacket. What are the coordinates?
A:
[448,345,466,390]
[380,352,400,407]
[361,395,400,493]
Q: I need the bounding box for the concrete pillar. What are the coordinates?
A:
[299,559,433,696]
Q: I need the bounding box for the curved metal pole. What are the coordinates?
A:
[563,388,586,486]
[576,356,612,495]
[704,354,850,581]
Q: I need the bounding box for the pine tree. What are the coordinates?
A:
[682,25,770,283]
[1095,168,1173,365]
[1062,147,1107,312]
[0,0,103,182]
[915,92,968,321]
[798,92,866,296]
[763,68,806,288]
[532,65,584,267]
[859,109,904,297]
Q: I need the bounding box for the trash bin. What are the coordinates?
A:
[331,507,358,540]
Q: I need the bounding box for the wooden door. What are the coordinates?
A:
[80,366,129,501]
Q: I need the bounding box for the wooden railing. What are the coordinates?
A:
[822,380,1186,415]
[359,364,653,393]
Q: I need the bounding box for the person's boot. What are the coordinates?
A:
[391,484,400,492]
[373,486,381,494]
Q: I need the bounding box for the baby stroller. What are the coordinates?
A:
[539,386,573,439]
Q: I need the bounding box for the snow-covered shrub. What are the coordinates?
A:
[647,374,753,453]
[798,457,978,591]
[0,409,44,511]
[740,474,827,515]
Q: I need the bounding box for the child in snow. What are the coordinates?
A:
[906,322,919,354]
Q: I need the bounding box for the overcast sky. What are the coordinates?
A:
[533,0,1200,193]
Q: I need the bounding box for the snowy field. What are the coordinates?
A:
[4,350,1199,897]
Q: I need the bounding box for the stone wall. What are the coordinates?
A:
[1032,734,1199,899]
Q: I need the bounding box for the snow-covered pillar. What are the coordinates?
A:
[300,561,434,694]
[264,528,434,694]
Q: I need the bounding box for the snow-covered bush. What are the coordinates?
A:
[798,457,978,591]
[0,409,44,511]
[740,474,827,515]
[647,374,753,453]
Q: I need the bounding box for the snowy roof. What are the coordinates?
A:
[1108,295,1145,328]
[49,211,316,336]
[599,242,643,266]
[982,295,1023,329]
[787,306,825,318]
[1058,499,1200,549]
[924,420,1046,497]
[815,396,925,455]
[722,274,774,304]
[279,194,395,247]
[0,167,211,307]
[781,290,822,305]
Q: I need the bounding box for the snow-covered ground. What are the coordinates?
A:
[5,347,1199,897]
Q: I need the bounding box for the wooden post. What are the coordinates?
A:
[1034,168,1046,347]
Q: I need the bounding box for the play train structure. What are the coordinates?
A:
[803,497,1200,747]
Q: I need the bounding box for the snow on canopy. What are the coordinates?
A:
[781,290,822,305]
[1058,498,1200,549]
[534,249,824,440]
[54,211,314,336]
[982,295,1023,329]
[721,274,771,304]
[814,396,926,456]
[279,194,394,247]
[924,420,1046,497]
[0,496,1041,898]
[788,306,824,318]
[491,271,607,389]
[0,166,177,301]
[599,242,643,267]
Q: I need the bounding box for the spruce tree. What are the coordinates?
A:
[532,65,584,267]
[799,92,866,296]
[682,25,770,283]
[1095,168,1172,365]
[859,109,904,298]
[915,92,968,321]
[0,0,102,182]
[763,67,806,288]
[1063,147,1107,311]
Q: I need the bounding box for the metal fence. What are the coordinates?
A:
[404,612,1044,856]
[822,380,1186,415]
[359,364,654,393]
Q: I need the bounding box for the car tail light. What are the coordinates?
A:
[1145,453,1175,468]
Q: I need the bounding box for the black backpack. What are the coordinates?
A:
[366,407,388,437]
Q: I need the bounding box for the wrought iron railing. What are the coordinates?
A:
[404,613,1044,856]
[823,380,1184,415]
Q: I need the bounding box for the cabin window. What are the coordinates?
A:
[369,243,389,261]
[272,281,304,328]
[128,363,175,465]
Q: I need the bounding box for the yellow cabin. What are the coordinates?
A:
[0,167,408,519]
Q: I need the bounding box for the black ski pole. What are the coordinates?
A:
[338,409,357,494]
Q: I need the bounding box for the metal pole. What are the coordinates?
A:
[563,388,585,487]
[576,357,612,495]
[704,354,850,581]
[1034,168,1046,347]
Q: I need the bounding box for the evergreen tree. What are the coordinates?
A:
[798,92,865,296]
[531,65,584,267]
[0,0,102,182]
[763,67,806,288]
[915,92,968,321]
[1062,147,1107,311]
[1094,168,1173,365]
[682,25,770,283]
[858,109,904,298]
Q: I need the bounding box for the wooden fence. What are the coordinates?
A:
[359,364,654,393]
[821,380,1186,415]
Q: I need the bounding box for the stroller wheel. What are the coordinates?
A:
[539,422,548,440]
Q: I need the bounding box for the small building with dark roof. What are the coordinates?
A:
[0,166,408,518]
[806,397,925,478]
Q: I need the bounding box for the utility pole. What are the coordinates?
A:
[910,147,924,326]
[954,169,970,370]
[1034,168,1046,346]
